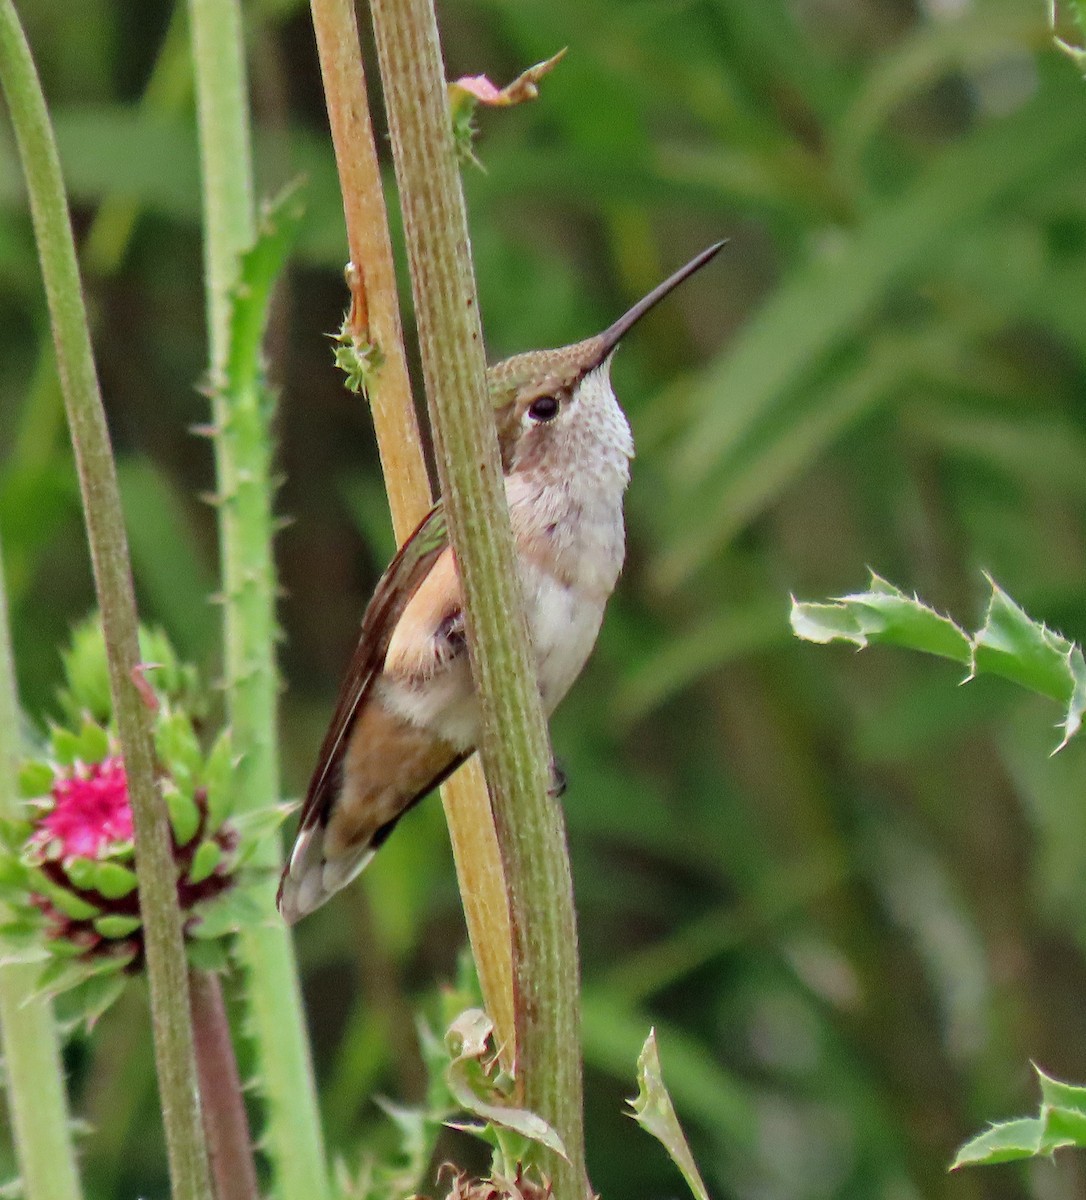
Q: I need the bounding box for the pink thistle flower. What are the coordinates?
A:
[31,756,133,863]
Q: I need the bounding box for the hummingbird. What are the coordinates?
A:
[278,242,724,923]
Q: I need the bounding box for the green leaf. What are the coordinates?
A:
[38,879,99,920]
[203,730,235,831]
[70,970,127,1029]
[59,616,112,723]
[1037,1065,1086,1116]
[91,861,139,900]
[790,574,971,662]
[93,914,142,939]
[952,1067,1086,1169]
[76,719,109,764]
[188,886,265,940]
[951,1118,1053,1168]
[187,840,221,885]
[231,804,291,865]
[627,1029,710,1200]
[444,1008,569,1163]
[49,727,80,767]
[154,709,202,779]
[62,857,97,890]
[1044,1105,1086,1146]
[973,579,1086,747]
[18,760,55,798]
[792,574,1086,749]
[164,784,201,847]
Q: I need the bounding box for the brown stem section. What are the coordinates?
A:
[366,0,587,1194]
[307,0,517,1064]
[308,0,430,539]
[189,970,259,1200]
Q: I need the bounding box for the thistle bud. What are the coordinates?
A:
[0,619,270,1026]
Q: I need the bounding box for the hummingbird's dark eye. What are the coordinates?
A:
[527,395,560,423]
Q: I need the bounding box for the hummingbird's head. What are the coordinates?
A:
[487,242,725,477]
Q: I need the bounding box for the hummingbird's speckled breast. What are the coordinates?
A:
[379,365,634,752]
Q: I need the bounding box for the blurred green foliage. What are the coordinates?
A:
[4,0,1086,1197]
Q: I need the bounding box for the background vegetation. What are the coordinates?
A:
[3,0,1086,1197]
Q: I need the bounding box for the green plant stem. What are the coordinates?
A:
[367,1,587,1193]
[0,8,212,1200]
[186,4,330,1197]
[0,531,82,1200]
[188,0,254,377]
[307,0,518,1069]
[189,969,259,1200]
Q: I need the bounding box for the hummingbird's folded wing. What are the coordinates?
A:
[291,502,450,839]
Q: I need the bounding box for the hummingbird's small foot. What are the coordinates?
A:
[547,758,568,799]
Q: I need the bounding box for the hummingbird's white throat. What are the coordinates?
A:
[514,357,634,486]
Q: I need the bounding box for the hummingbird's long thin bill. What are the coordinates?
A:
[598,239,727,355]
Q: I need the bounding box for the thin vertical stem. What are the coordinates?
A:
[189,970,259,1200]
[187,0,254,379]
[186,4,330,1197]
[367,1,587,1194]
[0,7,212,1200]
[307,0,517,1068]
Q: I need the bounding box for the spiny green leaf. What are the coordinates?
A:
[628,1029,710,1200]
[1044,1105,1086,1146]
[952,1067,1086,1169]
[792,573,1086,750]
[1037,1065,1086,1115]
[973,579,1086,747]
[443,1008,569,1163]
[790,574,971,662]
[951,1118,1053,1168]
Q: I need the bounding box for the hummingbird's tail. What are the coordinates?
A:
[276,823,375,924]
